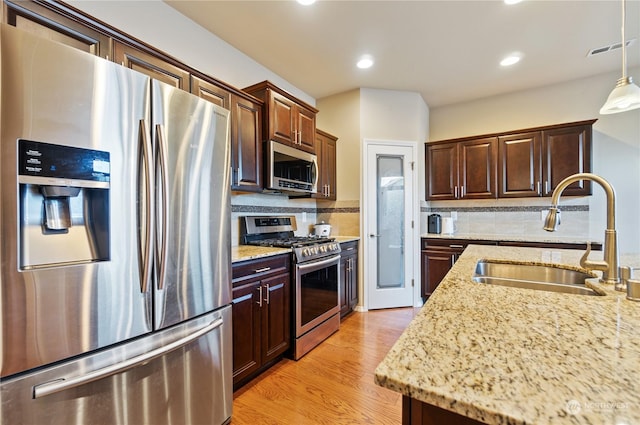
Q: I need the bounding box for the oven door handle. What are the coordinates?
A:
[297,255,340,272]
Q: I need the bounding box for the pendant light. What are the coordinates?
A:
[600,0,640,114]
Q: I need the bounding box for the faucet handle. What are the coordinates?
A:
[621,266,640,301]
[580,242,609,279]
[579,242,592,267]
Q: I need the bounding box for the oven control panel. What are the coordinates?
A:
[294,242,341,263]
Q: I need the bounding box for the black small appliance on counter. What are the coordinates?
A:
[428,214,442,234]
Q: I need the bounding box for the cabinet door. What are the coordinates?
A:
[426,143,458,200]
[324,137,337,199]
[261,273,290,363]
[296,107,317,153]
[498,132,541,198]
[232,282,262,386]
[459,137,497,199]
[269,92,296,146]
[339,255,349,317]
[542,124,592,196]
[190,75,231,109]
[421,250,454,298]
[314,131,337,200]
[347,254,358,311]
[4,0,112,58]
[114,41,190,90]
[232,94,263,192]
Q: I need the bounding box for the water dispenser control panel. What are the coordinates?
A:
[18,139,110,188]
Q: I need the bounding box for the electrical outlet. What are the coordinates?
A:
[450,211,457,220]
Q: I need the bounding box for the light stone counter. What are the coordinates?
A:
[375,244,640,425]
[334,236,360,244]
[231,245,290,263]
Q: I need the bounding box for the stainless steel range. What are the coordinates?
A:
[242,216,341,359]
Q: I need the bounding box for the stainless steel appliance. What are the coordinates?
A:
[241,216,341,359]
[266,140,318,194]
[1,24,233,424]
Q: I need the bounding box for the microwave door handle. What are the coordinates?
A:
[138,120,154,294]
[312,156,319,192]
[155,124,169,291]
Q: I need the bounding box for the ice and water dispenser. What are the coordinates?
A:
[18,139,110,269]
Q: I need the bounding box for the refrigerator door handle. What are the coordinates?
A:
[33,317,224,399]
[139,120,154,294]
[155,124,169,291]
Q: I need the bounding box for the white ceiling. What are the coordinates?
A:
[166,0,640,107]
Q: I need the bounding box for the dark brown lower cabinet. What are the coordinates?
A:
[403,397,486,425]
[232,254,290,389]
[420,239,493,299]
[420,238,601,300]
[421,245,463,298]
[339,241,359,319]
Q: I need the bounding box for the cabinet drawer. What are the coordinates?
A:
[421,238,469,251]
[340,240,359,255]
[232,254,290,284]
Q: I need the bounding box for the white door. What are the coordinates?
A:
[364,142,416,310]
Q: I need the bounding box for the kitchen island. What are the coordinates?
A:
[375,244,640,425]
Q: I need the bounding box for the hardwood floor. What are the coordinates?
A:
[231,307,419,425]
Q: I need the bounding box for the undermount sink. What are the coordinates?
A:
[472,260,603,296]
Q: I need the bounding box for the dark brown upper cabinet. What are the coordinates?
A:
[192,76,263,192]
[114,41,190,90]
[426,137,497,200]
[541,123,593,196]
[243,81,319,154]
[313,129,338,200]
[428,120,596,200]
[4,0,112,58]
[499,121,595,197]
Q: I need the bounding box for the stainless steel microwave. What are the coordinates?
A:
[266,140,318,194]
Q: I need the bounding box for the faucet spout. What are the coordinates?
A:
[544,173,620,287]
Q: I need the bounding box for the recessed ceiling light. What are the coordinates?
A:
[297,0,316,5]
[504,0,523,4]
[357,55,374,69]
[500,54,521,67]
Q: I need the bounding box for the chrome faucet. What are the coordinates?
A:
[544,173,621,288]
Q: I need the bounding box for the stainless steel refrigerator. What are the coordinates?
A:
[0,24,233,424]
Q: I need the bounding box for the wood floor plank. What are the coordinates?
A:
[231,307,419,424]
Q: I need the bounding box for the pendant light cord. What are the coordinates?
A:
[621,0,627,80]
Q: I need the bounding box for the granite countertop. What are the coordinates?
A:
[375,244,640,425]
[421,232,603,246]
[334,235,360,243]
[232,245,290,263]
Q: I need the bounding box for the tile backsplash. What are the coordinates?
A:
[231,192,317,246]
[422,197,593,241]
[231,193,596,246]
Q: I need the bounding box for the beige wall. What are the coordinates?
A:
[316,89,361,201]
